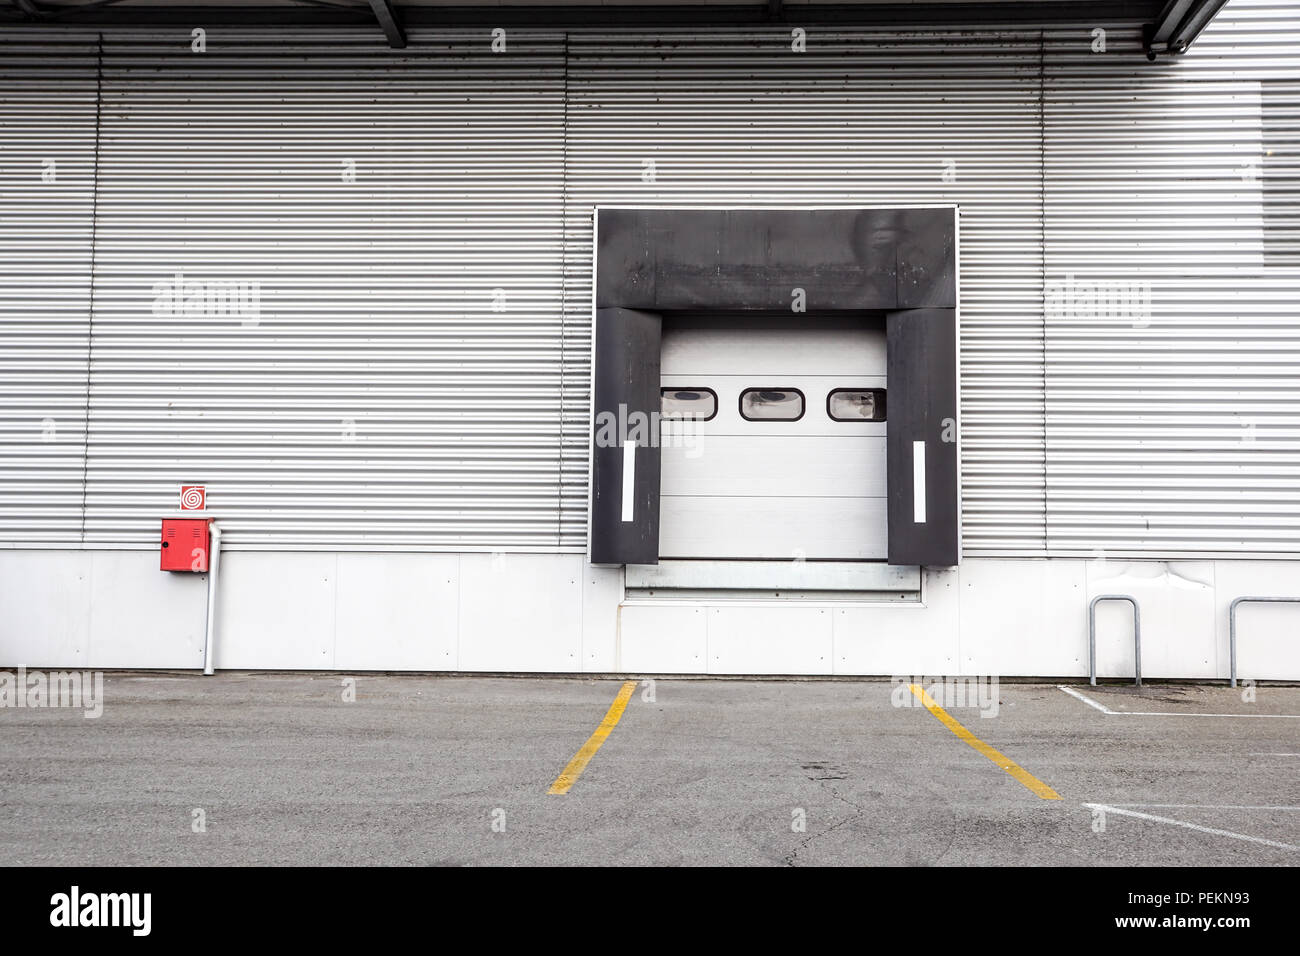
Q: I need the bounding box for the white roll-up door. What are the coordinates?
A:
[659,313,887,561]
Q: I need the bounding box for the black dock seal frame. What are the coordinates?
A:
[588,206,959,569]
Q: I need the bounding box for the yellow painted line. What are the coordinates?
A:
[547,680,638,795]
[908,683,1062,800]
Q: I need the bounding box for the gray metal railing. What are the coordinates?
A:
[1089,594,1141,686]
[1229,596,1300,688]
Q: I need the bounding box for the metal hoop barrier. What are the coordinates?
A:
[1229,596,1300,689]
[1088,594,1141,687]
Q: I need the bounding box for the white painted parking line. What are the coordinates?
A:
[1110,804,1300,811]
[1058,685,1113,713]
[1249,753,1300,757]
[1058,685,1300,718]
[1084,803,1300,852]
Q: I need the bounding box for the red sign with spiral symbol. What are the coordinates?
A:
[179,485,206,511]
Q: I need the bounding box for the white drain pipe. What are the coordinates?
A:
[203,520,222,676]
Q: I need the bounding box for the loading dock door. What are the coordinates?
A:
[659,313,887,561]
[590,206,959,568]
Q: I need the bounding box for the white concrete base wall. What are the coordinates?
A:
[1,550,1298,680]
[621,559,1300,680]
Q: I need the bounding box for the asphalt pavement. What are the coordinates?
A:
[2,674,1297,865]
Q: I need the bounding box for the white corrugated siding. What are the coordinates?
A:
[1043,0,1300,555]
[86,29,570,549]
[0,32,99,544]
[0,1,1297,558]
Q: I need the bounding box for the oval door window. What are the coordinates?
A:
[740,388,805,421]
[661,387,718,421]
[828,388,887,422]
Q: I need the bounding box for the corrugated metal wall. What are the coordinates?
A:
[0,33,98,544]
[85,30,571,550]
[1043,1,1300,555]
[0,0,1297,557]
